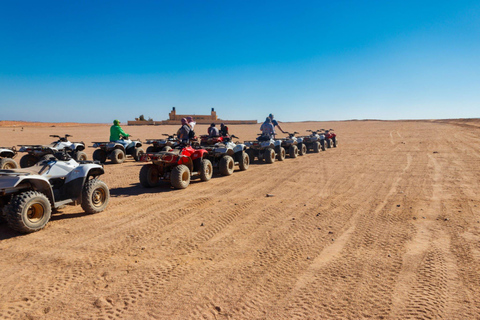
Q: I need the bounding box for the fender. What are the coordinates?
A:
[0,174,55,204]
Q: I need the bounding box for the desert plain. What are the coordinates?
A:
[0,119,479,319]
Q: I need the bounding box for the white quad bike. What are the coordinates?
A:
[244,134,285,164]
[0,154,109,233]
[201,135,249,176]
[92,137,144,164]
[145,134,179,153]
[0,147,19,169]
[279,132,301,158]
[299,130,326,153]
[18,134,87,168]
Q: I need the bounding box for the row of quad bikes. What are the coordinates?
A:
[138,129,337,190]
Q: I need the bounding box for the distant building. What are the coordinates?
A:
[128,107,257,125]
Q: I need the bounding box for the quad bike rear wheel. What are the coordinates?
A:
[238,151,249,171]
[289,145,298,158]
[333,137,337,147]
[199,159,213,181]
[81,179,110,214]
[111,149,125,164]
[219,155,235,176]
[146,146,156,153]
[326,139,332,148]
[4,191,52,233]
[171,164,191,189]
[0,158,18,169]
[298,143,307,156]
[19,154,37,168]
[134,147,145,161]
[313,142,320,153]
[93,149,107,163]
[264,148,275,164]
[75,151,88,162]
[139,164,160,188]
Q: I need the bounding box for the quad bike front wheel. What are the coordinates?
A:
[320,140,326,151]
[289,145,298,158]
[298,143,307,156]
[277,146,286,161]
[326,139,332,148]
[81,179,110,214]
[219,155,235,176]
[4,191,52,233]
[333,137,337,147]
[0,158,18,169]
[238,151,249,171]
[313,142,320,153]
[264,148,275,164]
[19,154,37,168]
[134,147,145,161]
[199,159,213,181]
[93,149,107,163]
[111,149,125,164]
[75,151,88,162]
[245,149,255,163]
[139,164,160,188]
[171,164,191,189]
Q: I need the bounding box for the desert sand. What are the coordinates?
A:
[0,119,479,319]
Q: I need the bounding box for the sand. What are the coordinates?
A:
[0,119,479,319]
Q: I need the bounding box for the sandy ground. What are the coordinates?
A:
[0,119,479,319]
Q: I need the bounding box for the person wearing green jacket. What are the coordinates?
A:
[110,119,130,148]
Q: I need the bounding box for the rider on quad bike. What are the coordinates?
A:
[110,119,130,148]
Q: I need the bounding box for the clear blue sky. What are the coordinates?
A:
[0,0,479,123]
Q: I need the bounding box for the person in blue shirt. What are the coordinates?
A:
[268,114,285,134]
[260,117,275,139]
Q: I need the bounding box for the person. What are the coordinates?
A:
[186,116,196,130]
[259,117,275,139]
[220,123,229,137]
[208,123,219,137]
[177,118,192,143]
[110,119,130,148]
[268,113,285,134]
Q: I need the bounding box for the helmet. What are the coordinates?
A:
[268,114,274,119]
[181,118,187,124]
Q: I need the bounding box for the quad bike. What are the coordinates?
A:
[244,134,285,164]
[145,134,179,153]
[139,143,213,189]
[200,135,249,176]
[199,135,224,146]
[92,137,144,164]
[299,130,326,153]
[0,146,19,169]
[279,132,301,158]
[18,134,87,168]
[324,129,337,148]
[0,152,109,233]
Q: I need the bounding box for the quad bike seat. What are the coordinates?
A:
[0,162,51,176]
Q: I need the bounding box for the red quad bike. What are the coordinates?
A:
[324,129,338,148]
[139,144,213,189]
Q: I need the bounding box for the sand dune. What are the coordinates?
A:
[0,119,479,319]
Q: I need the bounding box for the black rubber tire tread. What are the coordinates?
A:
[264,148,275,164]
[199,159,213,181]
[75,151,88,161]
[289,145,298,158]
[81,179,110,214]
[313,142,320,153]
[321,140,326,151]
[219,155,235,176]
[277,147,286,161]
[246,149,256,163]
[298,143,307,156]
[333,137,337,147]
[139,164,159,188]
[19,154,37,168]
[110,149,125,164]
[326,139,332,148]
[93,149,107,163]
[238,151,249,171]
[4,191,52,233]
[0,158,18,169]
[134,147,145,161]
[171,164,190,189]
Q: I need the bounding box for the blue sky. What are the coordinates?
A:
[0,0,479,123]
